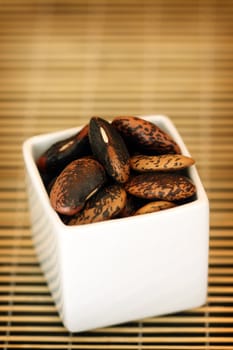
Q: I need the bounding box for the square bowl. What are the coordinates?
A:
[22,115,209,333]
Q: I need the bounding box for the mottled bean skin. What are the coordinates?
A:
[50,158,106,215]
[130,154,195,172]
[134,201,176,215]
[112,116,181,154]
[68,184,127,225]
[125,173,196,201]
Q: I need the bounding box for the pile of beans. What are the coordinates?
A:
[37,116,196,225]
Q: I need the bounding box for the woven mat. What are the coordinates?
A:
[0,0,233,348]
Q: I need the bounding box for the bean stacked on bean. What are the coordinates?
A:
[37,116,196,225]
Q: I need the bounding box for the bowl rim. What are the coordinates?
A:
[22,114,209,232]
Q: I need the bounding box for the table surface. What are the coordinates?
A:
[0,0,233,349]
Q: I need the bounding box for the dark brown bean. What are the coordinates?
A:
[50,158,106,215]
[37,124,91,176]
[112,116,181,154]
[89,117,130,183]
[125,173,196,201]
[68,184,127,225]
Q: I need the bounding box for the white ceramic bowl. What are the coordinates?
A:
[22,115,209,333]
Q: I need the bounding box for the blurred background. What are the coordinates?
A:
[0,0,233,348]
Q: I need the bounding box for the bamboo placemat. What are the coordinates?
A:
[0,0,233,348]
